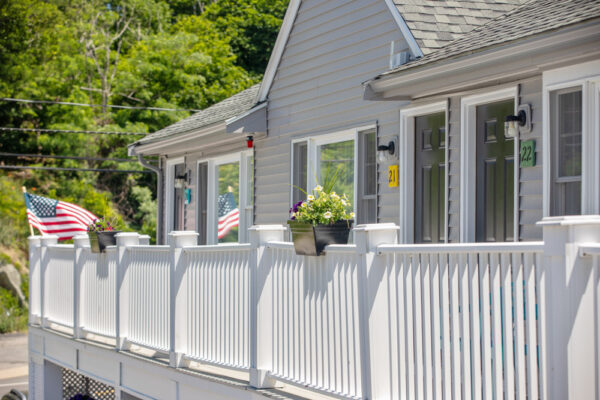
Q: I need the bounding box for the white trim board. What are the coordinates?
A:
[165,157,185,238]
[460,87,519,242]
[398,101,448,244]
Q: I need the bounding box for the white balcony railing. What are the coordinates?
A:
[28,217,600,400]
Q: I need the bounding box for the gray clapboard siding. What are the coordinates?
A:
[255,0,407,226]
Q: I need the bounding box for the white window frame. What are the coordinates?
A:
[460,86,519,242]
[543,60,600,216]
[165,156,185,236]
[197,150,253,245]
[289,125,376,218]
[399,101,448,244]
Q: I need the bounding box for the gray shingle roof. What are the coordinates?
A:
[134,84,260,146]
[387,0,600,75]
[395,0,527,55]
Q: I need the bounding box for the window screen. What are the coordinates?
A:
[357,130,377,224]
[551,87,582,216]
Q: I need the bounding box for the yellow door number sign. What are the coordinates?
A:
[388,165,399,187]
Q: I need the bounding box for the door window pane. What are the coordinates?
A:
[173,163,185,231]
[292,142,307,205]
[357,130,376,224]
[318,139,354,206]
[551,87,582,216]
[217,162,240,243]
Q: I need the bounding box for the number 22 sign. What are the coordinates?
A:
[520,140,536,167]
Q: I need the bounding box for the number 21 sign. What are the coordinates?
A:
[520,140,536,167]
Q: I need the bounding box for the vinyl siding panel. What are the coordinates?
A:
[256,0,408,225]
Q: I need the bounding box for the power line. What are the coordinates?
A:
[0,127,146,136]
[0,165,152,174]
[0,152,139,163]
[0,97,201,112]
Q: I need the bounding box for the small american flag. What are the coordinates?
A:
[24,192,97,240]
[217,192,239,239]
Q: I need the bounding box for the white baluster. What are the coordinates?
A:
[116,232,139,351]
[39,235,58,329]
[73,235,89,339]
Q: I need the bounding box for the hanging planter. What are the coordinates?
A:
[288,219,353,256]
[87,217,120,254]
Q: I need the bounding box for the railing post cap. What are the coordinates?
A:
[40,235,59,246]
[353,223,400,232]
[73,235,89,248]
[539,215,600,251]
[249,225,286,246]
[138,234,151,245]
[537,215,600,227]
[116,232,140,247]
[168,231,198,248]
[354,223,399,253]
[28,236,43,246]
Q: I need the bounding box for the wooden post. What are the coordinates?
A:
[22,186,35,236]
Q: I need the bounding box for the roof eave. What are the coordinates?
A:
[364,20,600,101]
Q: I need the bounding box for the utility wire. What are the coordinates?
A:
[0,165,152,174]
[0,97,201,112]
[0,127,146,136]
[0,152,139,163]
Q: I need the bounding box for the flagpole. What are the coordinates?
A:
[22,186,35,237]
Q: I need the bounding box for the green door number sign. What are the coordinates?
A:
[520,140,536,167]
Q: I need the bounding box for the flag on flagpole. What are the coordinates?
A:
[217,192,239,239]
[24,192,98,240]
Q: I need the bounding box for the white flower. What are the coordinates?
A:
[307,194,315,201]
[324,211,332,219]
[341,199,347,206]
[350,212,355,218]
[292,212,297,217]
[301,202,307,208]
[315,185,323,192]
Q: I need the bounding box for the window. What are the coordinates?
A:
[551,87,582,216]
[291,126,377,224]
[197,151,253,245]
[543,61,600,217]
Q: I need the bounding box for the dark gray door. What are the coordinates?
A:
[415,112,446,243]
[476,100,514,242]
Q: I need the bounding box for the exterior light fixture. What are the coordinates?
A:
[246,136,254,148]
[377,140,395,163]
[505,104,531,138]
[174,172,187,189]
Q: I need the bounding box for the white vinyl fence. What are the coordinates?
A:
[28,217,600,399]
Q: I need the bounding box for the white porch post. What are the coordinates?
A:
[248,225,286,389]
[115,232,139,351]
[169,231,198,368]
[354,223,399,399]
[28,236,42,325]
[72,235,88,339]
[39,235,58,329]
[538,216,600,399]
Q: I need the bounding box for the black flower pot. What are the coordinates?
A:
[88,231,120,253]
[287,220,353,256]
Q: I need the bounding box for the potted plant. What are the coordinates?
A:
[287,170,354,256]
[87,217,120,253]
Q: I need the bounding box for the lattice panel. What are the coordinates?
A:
[62,368,115,400]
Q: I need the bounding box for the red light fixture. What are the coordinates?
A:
[246,136,254,148]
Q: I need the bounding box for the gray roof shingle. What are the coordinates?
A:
[134,84,260,146]
[387,0,600,75]
[395,0,527,55]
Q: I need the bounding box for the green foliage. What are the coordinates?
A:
[0,0,288,248]
[0,287,28,333]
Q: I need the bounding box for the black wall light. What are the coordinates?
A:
[505,104,531,138]
[377,140,395,162]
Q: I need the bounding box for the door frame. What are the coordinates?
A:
[165,156,185,236]
[399,101,448,244]
[460,86,519,242]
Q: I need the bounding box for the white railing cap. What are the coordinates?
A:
[28,236,42,246]
[40,235,59,246]
[538,215,600,226]
[353,223,400,232]
[73,235,90,248]
[248,225,287,232]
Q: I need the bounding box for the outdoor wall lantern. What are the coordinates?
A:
[505,104,531,138]
[377,140,396,163]
[174,172,187,189]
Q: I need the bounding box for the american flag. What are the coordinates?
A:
[217,192,239,239]
[24,192,97,240]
